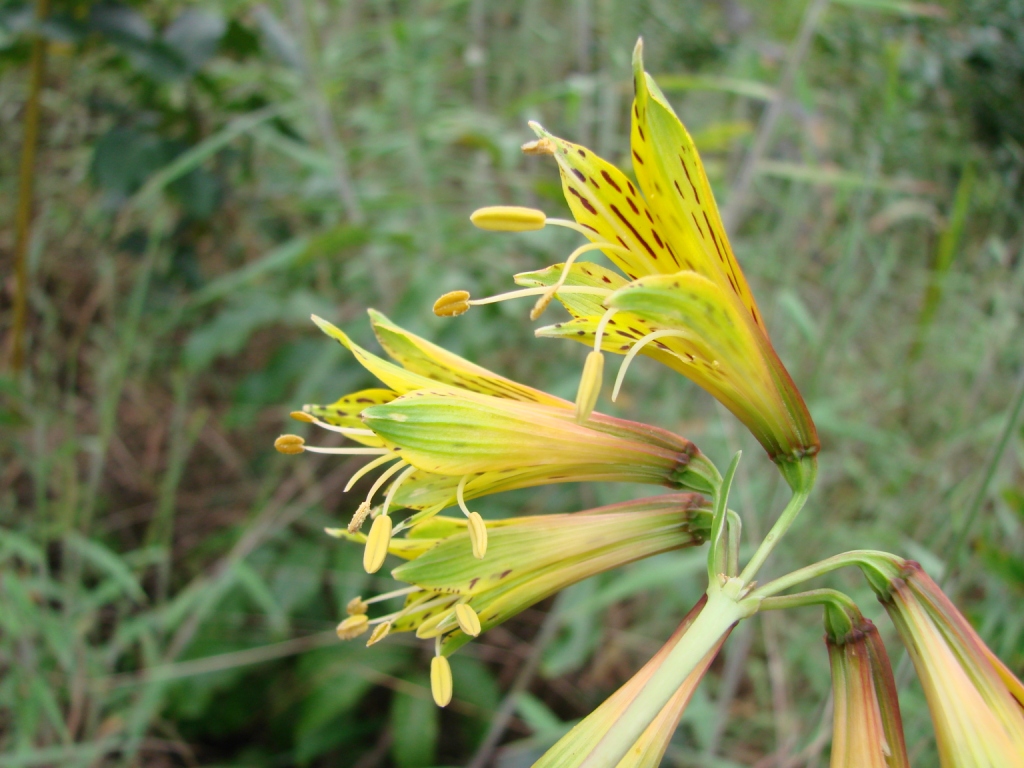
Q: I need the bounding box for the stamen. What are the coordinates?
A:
[575,350,605,424]
[274,434,306,455]
[347,501,371,533]
[466,285,610,307]
[456,475,474,518]
[593,307,620,353]
[381,464,419,517]
[306,445,390,456]
[346,596,368,615]
[366,621,391,646]
[612,330,694,401]
[345,453,398,492]
[431,649,453,707]
[457,476,488,559]
[364,460,410,509]
[336,613,369,640]
[455,603,482,637]
[530,242,629,320]
[364,585,422,605]
[470,206,547,232]
[363,514,393,574]
[292,409,376,437]
[433,290,471,317]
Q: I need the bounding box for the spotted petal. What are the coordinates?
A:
[529,123,683,279]
[630,40,764,332]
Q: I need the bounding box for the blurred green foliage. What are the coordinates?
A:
[1,0,1023,766]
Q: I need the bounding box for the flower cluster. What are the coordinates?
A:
[273,36,1023,768]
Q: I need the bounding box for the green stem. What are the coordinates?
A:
[580,580,754,768]
[738,486,811,585]
[708,452,741,581]
[749,549,900,601]
[726,510,742,577]
[760,588,862,640]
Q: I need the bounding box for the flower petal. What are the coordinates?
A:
[630,40,764,332]
[529,122,679,279]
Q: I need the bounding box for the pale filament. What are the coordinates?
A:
[468,285,609,307]
[302,445,392,456]
[364,459,410,514]
[364,585,421,605]
[592,307,620,353]
[531,241,635,320]
[381,464,419,517]
[369,592,456,626]
[302,411,377,437]
[612,329,695,401]
[345,453,399,492]
[456,475,474,518]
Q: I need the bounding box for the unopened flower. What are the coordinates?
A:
[277,310,719,571]
[328,495,712,681]
[445,40,818,491]
[534,596,730,767]
[869,559,1024,766]
[827,617,909,768]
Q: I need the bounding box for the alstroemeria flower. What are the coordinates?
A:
[827,617,910,768]
[330,495,712,706]
[867,559,1024,766]
[447,40,818,491]
[534,596,729,767]
[276,311,719,571]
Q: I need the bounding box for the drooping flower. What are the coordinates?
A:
[330,494,713,706]
[533,595,730,767]
[866,558,1024,766]
[443,39,818,492]
[276,310,720,571]
[826,616,909,768]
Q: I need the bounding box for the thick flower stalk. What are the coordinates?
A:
[865,558,1024,767]
[534,596,732,768]
[332,495,712,706]
[826,615,909,768]
[446,40,818,492]
[276,310,719,571]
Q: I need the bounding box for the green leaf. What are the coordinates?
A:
[389,676,439,768]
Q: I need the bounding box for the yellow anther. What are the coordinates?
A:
[289,410,315,423]
[433,290,471,317]
[363,515,393,574]
[521,137,556,156]
[430,655,453,707]
[416,609,455,639]
[454,604,482,637]
[274,434,306,455]
[575,350,604,424]
[348,501,372,533]
[346,596,368,615]
[366,621,391,647]
[336,613,369,640]
[470,206,547,232]
[467,511,488,559]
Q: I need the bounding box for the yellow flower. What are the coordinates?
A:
[277,311,719,571]
[871,559,1024,767]
[827,618,910,768]
[329,494,712,705]
[448,40,818,491]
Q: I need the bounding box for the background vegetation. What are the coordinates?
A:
[2,0,1023,765]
